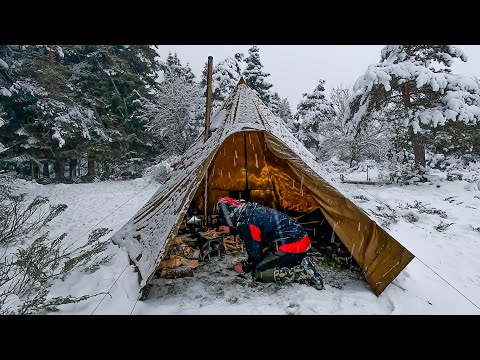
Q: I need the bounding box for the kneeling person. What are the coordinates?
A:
[216,197,324,290]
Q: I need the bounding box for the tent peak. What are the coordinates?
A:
[238,77,246,85]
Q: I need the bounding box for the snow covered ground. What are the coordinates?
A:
[7,169,480,315]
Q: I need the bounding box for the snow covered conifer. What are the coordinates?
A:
[345,45,480,166]
[269,92,281,115]
[243,46,273,105]
[160,52,195,83]
[270,95,295,132]
[294,79,335,154]
[210,55,243,112]
[277,97,293,122]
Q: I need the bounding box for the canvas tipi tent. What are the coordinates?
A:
[112,78,414,296]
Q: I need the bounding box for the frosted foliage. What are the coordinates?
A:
[15,127,28,136]
[138,77,203,156]
[0,58,8,69]
[380,45,467,66]
[295,79,336,153]
[347,45,480,132]
[160,52,195,83]
[33,98,108,148]
[52,105,109,147]
[277,97,293,122]
[243,45,273,104]
[112,83,323,286]
[10,80,48,97]
[0,88,12,97]
[269,92,281,115]
[56,46,64,59]
[212,57,242,101]
[51,127,65,148]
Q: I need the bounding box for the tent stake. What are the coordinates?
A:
[204,56,213,229]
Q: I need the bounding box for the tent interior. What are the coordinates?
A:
[192,130,317,217]
[189,130,336,243]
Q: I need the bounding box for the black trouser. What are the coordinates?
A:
[252,250,306,283]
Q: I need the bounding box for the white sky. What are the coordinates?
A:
[154,45,480,110]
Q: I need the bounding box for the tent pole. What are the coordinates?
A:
[204,56,213,229]
[204,56,213,142]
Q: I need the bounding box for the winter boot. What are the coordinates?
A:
[273,265,317,287]
[301,256,324,290]
[252,268,275,283]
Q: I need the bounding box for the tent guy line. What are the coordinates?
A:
[91,262,131,315]
[60,179,157,316]
[80,179,158,315]
[65,179,156,254]
[356,184,480,311]
[129,296,140,315]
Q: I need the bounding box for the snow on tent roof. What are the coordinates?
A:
[111,78,414,297]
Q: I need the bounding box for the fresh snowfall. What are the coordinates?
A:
[2,161,479,315]
[1,45,480,315]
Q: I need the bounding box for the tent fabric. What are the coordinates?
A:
[111,80,414,295]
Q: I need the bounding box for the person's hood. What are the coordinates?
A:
[216,197,245,228]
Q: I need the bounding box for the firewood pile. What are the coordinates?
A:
[156,236,201,279]
[202,229,221,238]
[223,235,244,252]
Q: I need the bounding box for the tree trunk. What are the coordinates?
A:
[43,162,49,178]
[30,160,38,181]
[401,84,426,166]
[410,128,426,166]
[69,159,77,180]
[104,160,110,178]
[48,49,55,65]
[87,155,95,180]
[55,159,65,181]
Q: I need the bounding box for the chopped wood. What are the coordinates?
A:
[202,229,221,237]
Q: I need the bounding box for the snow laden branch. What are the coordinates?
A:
[210,55,242,111]
[294,79,337,156]
[345,45,480,134]
[136,76,204,157]
[344,45,480,167]
[0,175,113,314]
[348,63,480,133]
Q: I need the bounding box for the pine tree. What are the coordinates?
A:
[294,79,335,154]
[0,45,162,181]
[277,97,293,121]
[243,45,273,105]
[269,93,295,130]
[160,52,195,83]
[345,45,480,166]
[277,97,296,132]
[269,92,281,116]
[200,61,208,88]
[210,55,243,112]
